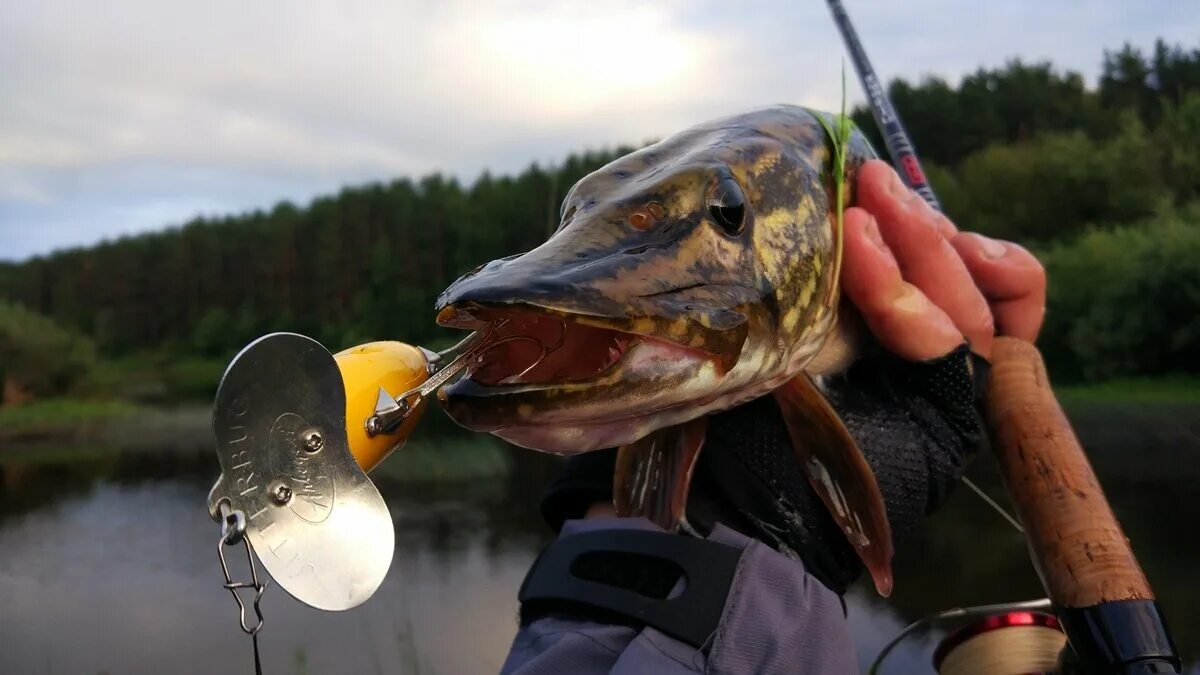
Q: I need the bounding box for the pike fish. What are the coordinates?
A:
[434,105,894,595]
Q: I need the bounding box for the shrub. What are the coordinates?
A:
[1039,210,1200,381]
[0,301,96,402]
[957,118,1168,242]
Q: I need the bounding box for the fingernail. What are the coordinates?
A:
[971,233,1008,259]
[891,282,927,314]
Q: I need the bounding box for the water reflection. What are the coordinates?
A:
[0,406,1195,674]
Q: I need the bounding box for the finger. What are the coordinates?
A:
[856,160,958,237]
[952,233,1047,342]
[841,207,965,361]
[856,161,994,358]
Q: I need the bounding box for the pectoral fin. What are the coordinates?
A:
[613,417,708,531]
[773,374,894,596]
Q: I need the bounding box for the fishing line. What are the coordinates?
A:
[961,476,1023,534]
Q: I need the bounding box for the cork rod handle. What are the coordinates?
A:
[983,336,1153,608]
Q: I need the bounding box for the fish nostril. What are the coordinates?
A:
[628,201,665,231]
[628,212,651,230]
[576,252,589,259]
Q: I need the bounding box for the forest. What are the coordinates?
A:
[2,39,1199,407]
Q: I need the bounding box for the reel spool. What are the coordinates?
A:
[934,611,1066,675]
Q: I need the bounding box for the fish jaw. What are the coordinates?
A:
[482,355,804,453]
[435,303,847,454]
[434,303,749,451]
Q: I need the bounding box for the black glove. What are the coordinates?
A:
[541,344,989,595]
[540,447,618,533]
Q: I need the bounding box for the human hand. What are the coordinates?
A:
[840,160,1046,361]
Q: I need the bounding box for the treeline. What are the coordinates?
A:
[854,40,1200,166]
[853,39,1200,241]
[2,39,1199,385]
[0,148,632,357]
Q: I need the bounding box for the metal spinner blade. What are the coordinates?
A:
[207,333,394,611]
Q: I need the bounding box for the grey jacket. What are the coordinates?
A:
[501,517,857,675]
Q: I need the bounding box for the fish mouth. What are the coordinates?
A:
[435,302,735,443]
[443,304,643,387]
[437,302,723,389]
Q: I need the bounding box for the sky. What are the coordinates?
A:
[2,0,1197,261]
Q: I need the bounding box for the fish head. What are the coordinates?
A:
[435,106,873,452]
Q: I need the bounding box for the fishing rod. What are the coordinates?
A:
[825,0,939,210]
[823,1,1182,673]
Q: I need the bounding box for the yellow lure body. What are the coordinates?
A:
[333,341,430,472]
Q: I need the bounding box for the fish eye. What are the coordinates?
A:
[707,177,746,235]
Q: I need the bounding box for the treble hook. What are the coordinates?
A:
[474,314,567,384]
[366,315,570,434]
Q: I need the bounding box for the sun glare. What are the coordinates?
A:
[471,5,705,119]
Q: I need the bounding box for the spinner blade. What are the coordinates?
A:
[207,333,394,611]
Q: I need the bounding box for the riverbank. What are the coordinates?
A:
[1055,375,1200,406]
[0,399,210,447]
[3,375,1196,471]
[0,397,518,484]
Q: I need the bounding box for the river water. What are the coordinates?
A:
[1,403,1196,674]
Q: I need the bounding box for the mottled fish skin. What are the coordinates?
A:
[436,105,875,453]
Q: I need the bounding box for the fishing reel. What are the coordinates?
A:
[870,599,1069,675]
[206,332,474,615]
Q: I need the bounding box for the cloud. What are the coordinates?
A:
[2,0,1198,259]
